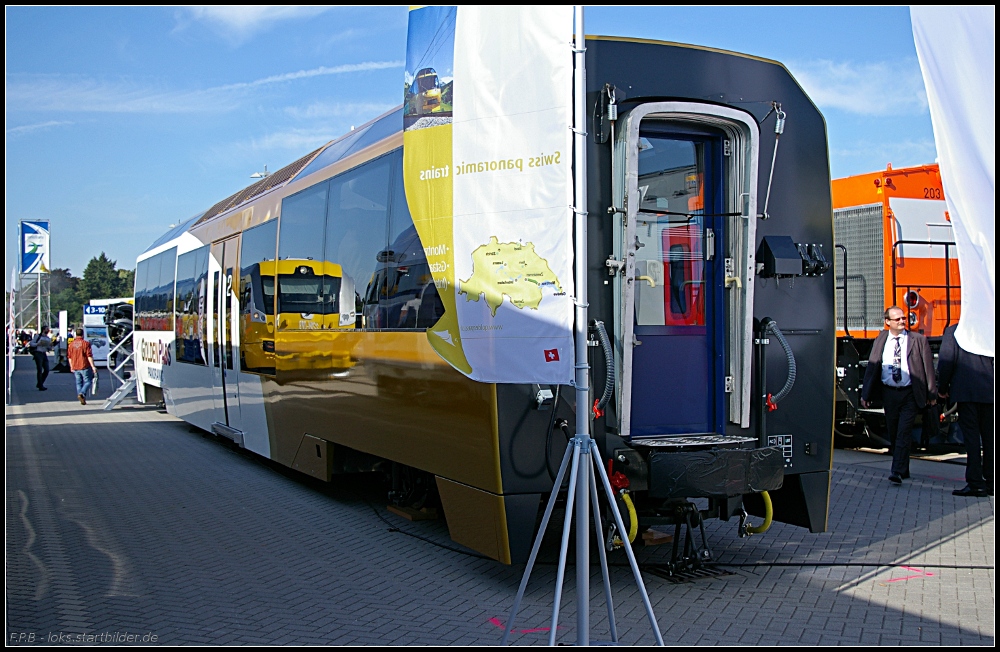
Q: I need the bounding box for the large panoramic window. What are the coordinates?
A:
[278,152,390,330]
[326,154,391,328]
[239,221,277,374]
[276,149,442,332]
[134,247,177,331]
[379,165,445,330]
[174,246,209,365]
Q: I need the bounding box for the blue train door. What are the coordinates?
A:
[621,127,726,437]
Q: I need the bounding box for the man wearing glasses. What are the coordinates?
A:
[860,306,937,484]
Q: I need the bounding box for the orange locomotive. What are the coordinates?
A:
[832,163,961,447]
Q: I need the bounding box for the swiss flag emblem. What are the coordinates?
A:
[544,349,560,363]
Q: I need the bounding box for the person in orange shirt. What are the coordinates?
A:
[68,328,98,405]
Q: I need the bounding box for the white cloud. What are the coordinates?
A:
[217,61,402,91]
[182,6,333,40]
[6,61,402,114]
[830,138,938,177]
[284,101,396,120]
[5,76,238,113]
[6,120,74,136]
[788,59,929,116]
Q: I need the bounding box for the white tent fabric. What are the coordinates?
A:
[911,6,995,357]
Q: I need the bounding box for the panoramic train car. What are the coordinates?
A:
[133,36,835,565]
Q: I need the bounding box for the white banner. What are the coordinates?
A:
[404,6,574,383]
[911,6,995,357]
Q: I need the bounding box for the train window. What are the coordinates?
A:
[156,250,177,332]
[175,246,209,365]
[277,181,332,331]
[635,136,706,328]
[239,221,278,374]
[134,247,177,331]
[134,259,150,330]
[381,150,444,330]
[326,154,392,329]
[278,182,328,266]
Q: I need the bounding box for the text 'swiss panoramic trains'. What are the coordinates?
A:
[132,37,835,565]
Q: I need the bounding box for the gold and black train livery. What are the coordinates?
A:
[132,37,834,564]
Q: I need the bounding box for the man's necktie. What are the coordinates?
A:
[892,336,902,383]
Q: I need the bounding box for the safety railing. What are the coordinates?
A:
[891,239,961,333]
[107,331,135,392]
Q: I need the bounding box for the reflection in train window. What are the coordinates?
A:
[134,247,177,331]
[276,148,445,332]
[377,150,444,330]
[239,220,278,373]
[326,154,391,328]
[668,243,689,317]
[369,225,444,329]
[278,183,327,264]
[174,246,209,365]
[277,269,342,316]
[634,135,706,328]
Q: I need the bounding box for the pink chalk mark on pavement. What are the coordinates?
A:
[489,617,562,634]
[887,566,935,582]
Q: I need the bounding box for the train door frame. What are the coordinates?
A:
[612,102,761,437]
[209,236,243,433]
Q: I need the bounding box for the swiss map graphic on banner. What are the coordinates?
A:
[403,6,574,384]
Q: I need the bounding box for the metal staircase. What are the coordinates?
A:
[102,332,137,410]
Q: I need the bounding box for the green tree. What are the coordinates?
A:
[49,267,79,295]
[117,268,136,297]
[51,288,84,325]
[78,253,121,302]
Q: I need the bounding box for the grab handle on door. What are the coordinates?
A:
[636,275,657,288]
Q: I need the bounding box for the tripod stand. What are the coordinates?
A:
[500,434,664,645]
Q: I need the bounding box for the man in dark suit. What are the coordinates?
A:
[861,306,937,485]
[937,324,994,497]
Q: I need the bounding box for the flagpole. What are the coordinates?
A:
[502,7,663,643]
[571,6,591,646]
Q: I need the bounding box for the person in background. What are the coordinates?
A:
[68,327,98,405]
[29,325,53,391]
[937,324,994,497]
[860,306,937,485]
[51,333,70,372]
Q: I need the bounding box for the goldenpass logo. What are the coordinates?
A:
[140,340,171,366]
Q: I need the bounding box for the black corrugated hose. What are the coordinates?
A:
[591,320,615,413]
[764,319,796,404]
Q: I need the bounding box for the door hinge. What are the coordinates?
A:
[724,140,732,156]
[606,255,624,276]
[725,376,735,393]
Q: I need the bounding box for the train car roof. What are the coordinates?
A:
[145,210,206,252]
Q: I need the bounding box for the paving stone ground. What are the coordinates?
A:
[5,354,994,645]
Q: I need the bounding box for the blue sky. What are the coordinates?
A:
[5,6,935,287]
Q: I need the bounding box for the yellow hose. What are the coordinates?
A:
[612,491,639,546]
[745,490,773,535]
[622,492,638,543]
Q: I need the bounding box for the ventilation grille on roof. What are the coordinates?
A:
[195,145,326,225]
